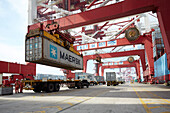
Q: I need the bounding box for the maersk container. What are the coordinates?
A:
[25,37,83,70]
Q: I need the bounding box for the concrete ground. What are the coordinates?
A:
[0,83,170,113]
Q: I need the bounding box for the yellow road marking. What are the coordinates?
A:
[161,111,170,113]
[143,89,170,104]
[71,99,82,102]
[56,106,63,111]
[149,106,170,109]
[67,102,74,106]
[41,106,62,111]
[146,102,170,105]
[133,87,152,113]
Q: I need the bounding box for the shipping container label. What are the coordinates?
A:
[44,38,83,69]
[99,42,106,47]
[50,44,58,60]
[90,43,97,48]
[77,45,88,50]
[107,40,117,46]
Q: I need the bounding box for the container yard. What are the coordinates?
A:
[0,0,170,113]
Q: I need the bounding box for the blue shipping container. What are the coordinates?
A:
[154,54,170,77]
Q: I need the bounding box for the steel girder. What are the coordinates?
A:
[83,49,146,75]
[101,60,141,82]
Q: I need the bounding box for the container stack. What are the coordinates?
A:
[152,26,165,60]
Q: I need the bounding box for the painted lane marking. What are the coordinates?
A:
[66,102,74,106]
[149,106,170,109]
[133,87,152,113]
[146,102,170,105]
[142,89,170,104]
[25,111,46,113]
[41,106,63,111]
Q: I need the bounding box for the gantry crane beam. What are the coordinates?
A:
[83,49,146,76]
[95,60,133,76]
[74,34,152,52]
[101,60,141,82]
[29,0,170,70]
[29,0,157,30]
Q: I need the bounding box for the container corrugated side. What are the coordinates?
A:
[26,37,83,70]
[154,53,170,77]
[106,72,111,81]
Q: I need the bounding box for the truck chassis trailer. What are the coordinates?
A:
[23,79,89,93]
[107,81,117,86]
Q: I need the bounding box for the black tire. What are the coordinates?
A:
[86,85,89,88]
[33,88,41,93]
[47,83,54,92]
[81,84,84,88]
[54,83,60,92]
[33,85,41,93]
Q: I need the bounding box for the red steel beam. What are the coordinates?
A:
[86,0,98,9]
[101,63,140,81]
[0,61,36,77]
[30,0,157,30]
[83,49,146,75]
[99,60,141,82]
[74,34,151,52]
[30,0,170,70]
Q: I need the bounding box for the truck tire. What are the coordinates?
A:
[33,88,41,93]
[33,85,41,93]
[47,83,54,92]
[81,83,84,88]
[86,85,89,88]
[76,82,82,89]
[54,83,60,92]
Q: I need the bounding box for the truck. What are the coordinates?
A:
[117,77,125,84]
[23,77,90,93]
[95,76,106,85]
[75,72,97,86]
[106,72,117,86]
[88,74,97,86]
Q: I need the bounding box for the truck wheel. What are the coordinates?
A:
[47,83,54,92]
[33,86,41,93]
[86,85,89,88]
[33,88,41,93]
[81,84,84,88]
[54,83,60,92]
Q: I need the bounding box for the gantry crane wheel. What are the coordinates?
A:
[127,56,134,63]
[125,27,140,41]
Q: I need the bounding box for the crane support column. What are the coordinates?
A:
[156,0,170,70]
